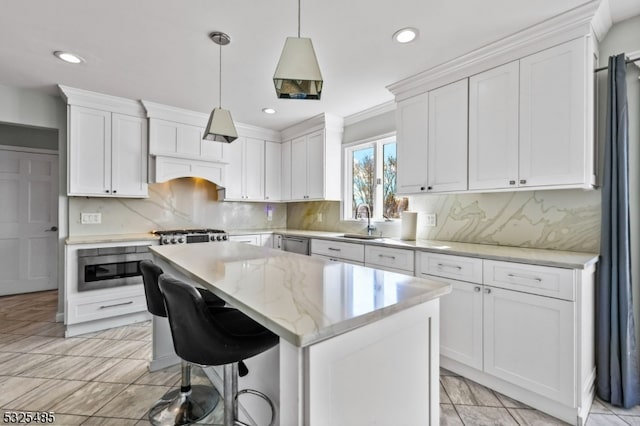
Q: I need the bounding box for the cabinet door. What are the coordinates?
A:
[519,38,586,187]
[483,286,574,405]
[291,136,308,200]
[428,79,468,192]
[306,131,325,199]
[396,94,428,194]
[469,62,520,190]
[436,277,483,370]
[69,106,112,195]
[222,137,244,199]
[244,137,265,200]
[265,141,281,201]
[111,114,148,197]
[281,140,292,201]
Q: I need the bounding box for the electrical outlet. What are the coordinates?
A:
[425,213,436,227]
[81,212,102,224]
[267,207,273,222]
[317,213,323,222]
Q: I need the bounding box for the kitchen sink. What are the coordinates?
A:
[339,233,382,240]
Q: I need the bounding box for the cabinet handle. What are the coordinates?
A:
[484,288,492,294]
[105,190,110,193]
[265,196,269,199]
[112,190,117,194]
[378,254,396,260]
[474,286,481,292]
[509,180,516,185]
[507,273,542,282]
[437,263,462,270]
[420,186,425,191]
[100,301,134,309]
[329,258,338,262]
[520,179,527,184]
[328,247,341,251]
[427,186,433,190]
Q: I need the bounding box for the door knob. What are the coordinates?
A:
[46,226,58,232]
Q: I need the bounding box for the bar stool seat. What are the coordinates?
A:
[140,260,225,426]
[159,274,279,426]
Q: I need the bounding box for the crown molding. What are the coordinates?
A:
[591,0,612,42]
[387,0,600,101]
[142,100,281,141]
[281,112,344,141]
[343,100,396,127]
[58,85,145,117]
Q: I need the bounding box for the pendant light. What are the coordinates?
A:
[203,31,238,143]
[273,0,323,100]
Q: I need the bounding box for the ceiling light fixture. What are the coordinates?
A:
[203,31,238,143]
[393,27,419,44]
[262,108,276,114]
[53,51,84,64]
[273,0,323,100]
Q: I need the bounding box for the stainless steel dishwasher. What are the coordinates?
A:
[281,236,310,255]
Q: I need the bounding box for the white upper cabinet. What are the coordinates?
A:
[390,31,595,194]
[396,93,429,194]
[280,140,292,201]
[284,114,342,202]
[149,118,224,161]
[469,61,520,190]
[68,105,147,197]
[427,79,468,192]
[519,38,587,187]
[265,141,282,201]
[223,137,265,201]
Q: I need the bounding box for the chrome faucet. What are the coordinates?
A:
[357,204,376,236]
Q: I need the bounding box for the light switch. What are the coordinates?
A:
[425,213,436,227]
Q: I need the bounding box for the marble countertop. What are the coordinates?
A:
[150,243,451,347]
[66,233,157,245]
[263,230,599,269]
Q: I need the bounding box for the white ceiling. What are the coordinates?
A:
[0,0,638,131]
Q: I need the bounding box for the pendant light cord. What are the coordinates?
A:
[219,42,222,108]
[298,0,301,37]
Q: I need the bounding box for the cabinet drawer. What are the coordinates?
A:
[365,246,414,273]
[483,260,575,301]
[311,239,364,263]
[229,235,260,245]
[67,289,147,324]
[416,252,483,283]
[311,253,364,266]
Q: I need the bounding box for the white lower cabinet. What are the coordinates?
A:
[364,245,414,275]
[483,285,574,406]
[417,251,594,425]
[229,235,261,245]
[437,277,483,370]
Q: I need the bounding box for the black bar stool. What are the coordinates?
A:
[159,274,279,426]
[140,260,226,425]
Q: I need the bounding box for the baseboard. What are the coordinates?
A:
[149,355,181,372]
[65,312,151,337]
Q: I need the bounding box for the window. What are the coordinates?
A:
[344,135,407,221]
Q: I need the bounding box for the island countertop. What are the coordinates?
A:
[150,242,451,347]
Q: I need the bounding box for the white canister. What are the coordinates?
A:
[400,211,418,240]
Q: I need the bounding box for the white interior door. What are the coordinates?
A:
[0,148,58,296]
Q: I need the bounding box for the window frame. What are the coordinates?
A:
[343,132,398,222]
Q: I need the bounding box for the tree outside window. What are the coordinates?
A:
[346,136,407,221]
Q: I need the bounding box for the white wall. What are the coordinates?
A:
[0,84,67,318]
[597,14,640,350]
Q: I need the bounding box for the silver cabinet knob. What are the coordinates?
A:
[509,180,516,185]
[474,286,481,292]
[520,179,527,184]
[484,288,492,294]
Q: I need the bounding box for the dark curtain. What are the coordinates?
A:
[596,53,640,408]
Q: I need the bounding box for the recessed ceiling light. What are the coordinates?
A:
[393,28,419,44]
[262,108,276,114]
[53,51,84,64]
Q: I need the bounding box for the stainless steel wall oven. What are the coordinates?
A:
[77,245,152,291]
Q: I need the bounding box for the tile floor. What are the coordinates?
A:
[1,290,639,425]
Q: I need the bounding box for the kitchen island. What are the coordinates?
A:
[150,242,451,426]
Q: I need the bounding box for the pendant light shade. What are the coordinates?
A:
[204,107,237,142]
[273,0,323,100]
[204,31,238,143]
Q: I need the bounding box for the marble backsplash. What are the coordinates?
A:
[68,178,286,235]
[287,189,601,253]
